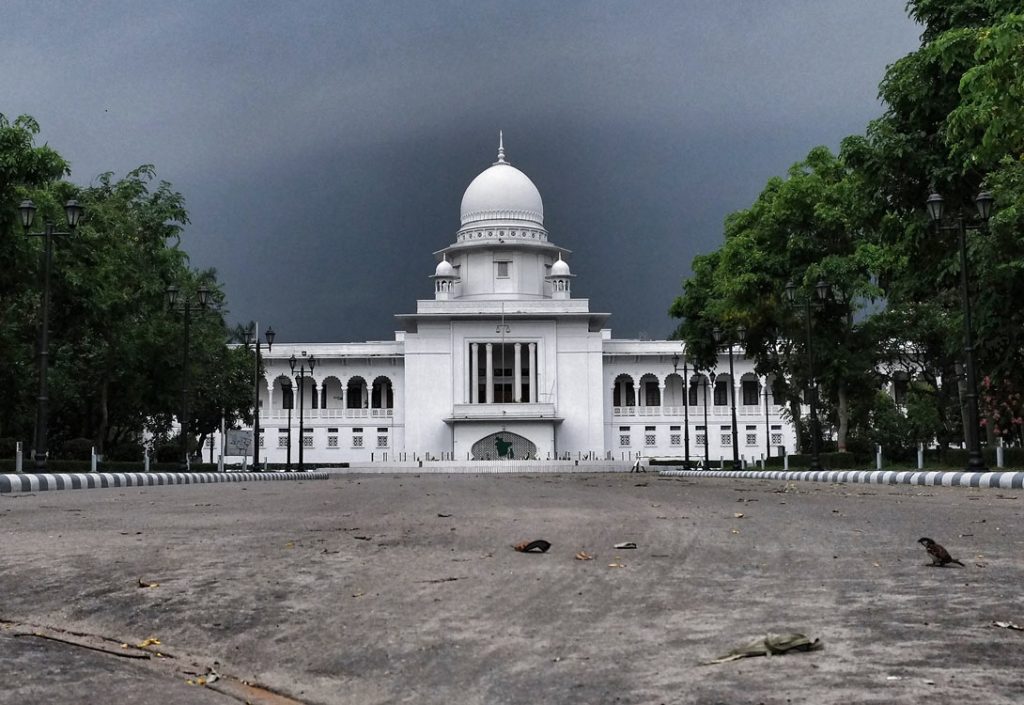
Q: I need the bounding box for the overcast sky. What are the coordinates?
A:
[2,1,922,343]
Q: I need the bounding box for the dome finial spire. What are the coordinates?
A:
[495,130,507,164]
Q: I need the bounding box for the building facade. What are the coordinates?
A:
[238,138,795,465]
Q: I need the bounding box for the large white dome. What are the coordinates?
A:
[459,139,543,227]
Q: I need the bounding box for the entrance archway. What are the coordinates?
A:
[471,431,537,460]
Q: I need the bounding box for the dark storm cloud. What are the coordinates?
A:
[1,1,920,342]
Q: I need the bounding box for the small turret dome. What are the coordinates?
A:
[435,257,455,277]
[550,256,571,277]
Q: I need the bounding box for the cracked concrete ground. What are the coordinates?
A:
[1,473,1022,704]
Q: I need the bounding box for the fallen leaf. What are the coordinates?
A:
[608,562,624,568]
[613,542,637,549]
[437,513,452,518]
[730,529,740,534]
[137,578,159,589]
[514,539,551,553]
[351,591,365,598]
[137,637,161,648]
[285,541,295,549]
[575,551,593,561]
[733,513,744,519]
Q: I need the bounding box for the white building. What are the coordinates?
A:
[242,137,795,465]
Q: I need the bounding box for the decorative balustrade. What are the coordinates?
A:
[263,407,393,420]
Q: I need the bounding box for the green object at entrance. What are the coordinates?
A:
[495,436,513,458]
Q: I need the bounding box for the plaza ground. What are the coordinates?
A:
[1,473,1022,704]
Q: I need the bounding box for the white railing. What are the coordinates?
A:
[613,406,636,416]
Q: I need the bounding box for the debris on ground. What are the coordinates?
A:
[992,621,1024,631]
[437,513,452,517]
[703,633,823,665]
[575,551,593,561]
[733,513,744,518]
[136,637,161,648]
[137,578,159,589]
[513,539,551,553]
[613,542,637,549]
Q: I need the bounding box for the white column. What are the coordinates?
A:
[658,384,665,411]
[513,343,522,402]
[470,343,479,403]
[528,343,537,403]
[630,381,637,407]
[485,343,494,403]
[264,379,273,418]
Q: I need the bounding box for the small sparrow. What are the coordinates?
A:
[918,537,965,567]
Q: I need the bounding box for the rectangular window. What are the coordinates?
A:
[278,429,288,449]
[696,432,706,446]
[645,426,656,447]
[496,261,510,278]
[714,380,729,406]
[619,426,630,447]
[670,426,681,447]
[771,425,783,447]
[720,425,731,447]
[742,380,759,406]
[745,426,758,446]
[327,427,339,449]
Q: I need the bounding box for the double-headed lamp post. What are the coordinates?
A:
[712,324,746,471]
[19,198,85,470]
[245,324,275,470]
[671,351,692,469]
[926,190,993,471]
[166,284,210,471]
[289,352,316,473]
[784,278,830,473]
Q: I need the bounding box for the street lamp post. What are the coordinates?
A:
[701,371,711,468]
[19,199,85,470]
[289,352,316,472]
[166,284,210,471]
[784,278,830,473]
[926,190,994,471]
[713,325,746,471]
[282,379,294,471]
[245,324,275,471]
[672,351,691,469]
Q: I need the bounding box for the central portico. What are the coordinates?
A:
[398,135,607,459]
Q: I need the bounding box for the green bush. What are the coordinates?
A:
[0,437,20,459]
[58,438,95,460]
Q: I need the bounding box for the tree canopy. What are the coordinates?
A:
[670,2,1024,451]
[1,113,254,460]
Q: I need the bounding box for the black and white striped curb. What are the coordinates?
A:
[657,468,1024,489]
[0,471,330,494]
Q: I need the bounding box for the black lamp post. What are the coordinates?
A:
[701,371,711,468]
[19,198,84,470]
[672,351,691,469]
[245,324,275,471]
[926,190,993,471]
[282,378,294,471]
[784,278,830,472]
[289,352,316,472]
[166,283,210,471]
[713,325,745,471]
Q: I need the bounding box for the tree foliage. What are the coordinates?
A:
[0,113,253,459]
[670,2,1024,450]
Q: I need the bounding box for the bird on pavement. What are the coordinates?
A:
[918,537,965,567]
